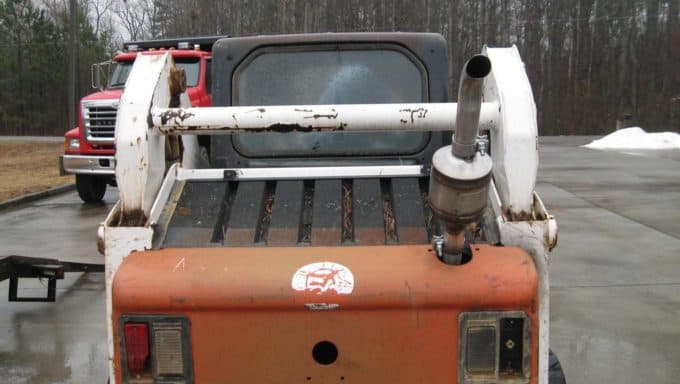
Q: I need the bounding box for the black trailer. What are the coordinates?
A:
[0,255,103,302]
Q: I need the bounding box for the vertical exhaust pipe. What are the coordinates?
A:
[453,55,492,159]
[429,54,493,264]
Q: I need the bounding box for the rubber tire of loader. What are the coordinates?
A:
[75,174,107,203]
[549,349,567,384]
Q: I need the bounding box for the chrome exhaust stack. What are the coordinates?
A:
[429,55,493,264]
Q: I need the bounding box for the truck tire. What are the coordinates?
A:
[549,349,566,384]
[76,174,107,202]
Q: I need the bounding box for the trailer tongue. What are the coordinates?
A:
[0,255,103,302]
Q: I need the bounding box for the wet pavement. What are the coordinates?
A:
[0,137,679,383]
[537,137,680,383]
[0,190,116,383]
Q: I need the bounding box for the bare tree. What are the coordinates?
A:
[114,0,154,40]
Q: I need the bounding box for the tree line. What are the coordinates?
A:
[0,0,105,135]
[0,0,677,136]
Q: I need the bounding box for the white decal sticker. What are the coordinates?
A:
[305,303,340,311]
[292,262,354,295]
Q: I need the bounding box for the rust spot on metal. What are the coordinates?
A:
[311,112,339,119]
[399,107,428,123]
[342,180,354,243]
[265,123,312,133]
[302,108,339,120]
[258,123,345,133]
[505,209,533,222]
[168,66,187,108]
[158,109,195,125]
[158,122,346,134]
[381,179,398,243]
[254,181,276,244]
[245,108,266,114]
[175,206,192,217]
[118,208,147,227]
[96,235,105,255]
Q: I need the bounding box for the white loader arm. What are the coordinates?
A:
[483,46,538,218]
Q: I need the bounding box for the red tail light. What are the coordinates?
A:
[123,323,149,375]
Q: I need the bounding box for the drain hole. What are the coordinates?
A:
[312,341,338,365]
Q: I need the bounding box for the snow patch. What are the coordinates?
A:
[584,127,680,150]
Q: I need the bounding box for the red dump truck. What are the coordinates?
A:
[60,37,218,202]
[98,33,564,383]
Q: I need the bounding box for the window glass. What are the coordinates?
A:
[108,61,133,88]
[107,57,200,88]
[233,49,427,157]
[174,58,201,87]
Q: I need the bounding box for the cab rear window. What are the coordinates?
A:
[232,48,428,157]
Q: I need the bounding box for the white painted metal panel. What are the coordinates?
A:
[114,53,171,225]
[100,203,153,383]
[489,181,557,384]
[483,46,538,218]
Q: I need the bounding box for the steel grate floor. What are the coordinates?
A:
[157,177,441,248]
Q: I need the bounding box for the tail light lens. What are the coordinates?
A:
[459,311,530,383]
[120,316,193,383]
[123,323,150,376]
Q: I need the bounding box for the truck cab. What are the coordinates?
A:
[60,38,215,202]
[100,33,559,383]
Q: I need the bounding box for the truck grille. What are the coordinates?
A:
[83,101,118,142]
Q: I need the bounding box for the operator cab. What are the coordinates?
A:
[210,33,450,168]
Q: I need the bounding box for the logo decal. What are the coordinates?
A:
[292,262,354,295]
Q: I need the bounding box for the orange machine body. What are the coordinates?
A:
[112,244,538,383]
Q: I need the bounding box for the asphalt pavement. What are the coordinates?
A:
[0,189,116,383]
[0,137,678,383]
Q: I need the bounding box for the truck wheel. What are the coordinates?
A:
[76,174,107,202]
[549,349,566,384]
